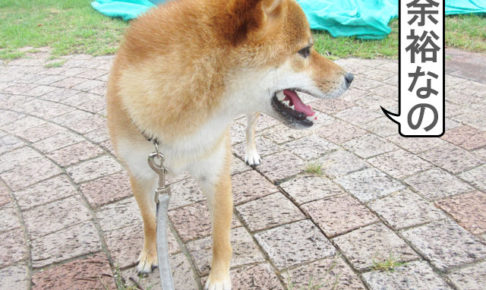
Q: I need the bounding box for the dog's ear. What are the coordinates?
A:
[216,0,284,45]
[262,0,282,16]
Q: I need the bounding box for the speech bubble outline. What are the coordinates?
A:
[381,0,446,138]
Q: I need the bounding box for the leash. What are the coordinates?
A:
[147,141,175,290]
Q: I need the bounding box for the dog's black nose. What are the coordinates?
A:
[345,73,354,87]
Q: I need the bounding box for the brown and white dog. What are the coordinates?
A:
[106,0,353,288]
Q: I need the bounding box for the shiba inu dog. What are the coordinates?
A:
[106,0,353,288]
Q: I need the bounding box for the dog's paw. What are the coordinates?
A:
[244,150,261,166]
[205,276,231,290]
[136,250,158,275]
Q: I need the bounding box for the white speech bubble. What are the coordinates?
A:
[382,0,445,137]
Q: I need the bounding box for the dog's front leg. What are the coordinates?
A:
[192,133,233,290]
[244,112,261,166]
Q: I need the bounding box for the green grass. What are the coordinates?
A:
[0,0,127,59]
[314,19,399,60]
[304,162,323,176]
[445,14,486,52]
[372,255,405,272]
[0,1,485,60]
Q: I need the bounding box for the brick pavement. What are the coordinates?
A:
[1,48,486,289]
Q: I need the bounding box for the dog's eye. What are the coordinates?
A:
[298,46,311,58]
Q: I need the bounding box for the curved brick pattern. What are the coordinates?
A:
[333,223,418,271]
[362,261,451,290]
[1,51,486,288]
[255,220,335,270]
[402,220,486,271]
[282,256,366,289]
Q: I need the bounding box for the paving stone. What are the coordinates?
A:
[343,134,398,158]
[460,164,486,192]
[280,174,345,204]
[231,157,251,175]
[369,189,446,230]
[0,263,29,289]
[63,92,106,113]
[420,143,483,174]
[32,253,115,290]
[255,220,335,270]
[312,97,355,115]
[402,219,486,271]
[233,136,281,158]
[47,140,104,167]
[387,135,446,153]
[318,119,367,144]
[169,201,240,242]
[52,110,105,134]
[237,192,305,232]
[122,252,198,290]
[84,126,111,144]
[231,170,278,205]
[333,223,418,271]
[23,196,91,239]
[31,221,101,268]
[168,177,206,209]
[0,151,61,191]
[0,228,28,267]
[227,263,284,290]
[454,110,486,130]
[366,116,399,137]
[256,151,304,183]
[368,149,433,179]
[405,168,474,200]
[318,149,369,178]
[448,260,486,290]
[32,131,84,153]
[80,171,132,208]
[0,110,25,126]
[67,155,122,183]
[282,134,339,161]
[105,223,179,269]
[14,175,76,210]
[442,125,486,150]
[282,256,366,290]
[362,261,451,290]
[22,98,74,119]
[0,206,21,233]
[51,76,86,88]
[262,124,314,144]
[97,197,141,232]
[335,168,405,202]
[187,227,265,275]
[0,134,24,155]
[303,195,378,238]
[0,181,11,207]
[436,191,486,234]
[336,106,382,126]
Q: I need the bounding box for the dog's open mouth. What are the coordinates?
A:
[271,89,317,128]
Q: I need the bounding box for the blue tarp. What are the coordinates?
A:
[91,0,486,39]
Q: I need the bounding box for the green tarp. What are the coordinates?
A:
[91,0,486,39]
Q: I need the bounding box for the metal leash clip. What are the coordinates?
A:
[147,141,175,290]
[148,142,171,204]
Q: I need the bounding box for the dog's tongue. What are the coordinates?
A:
[283,89,315,116]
